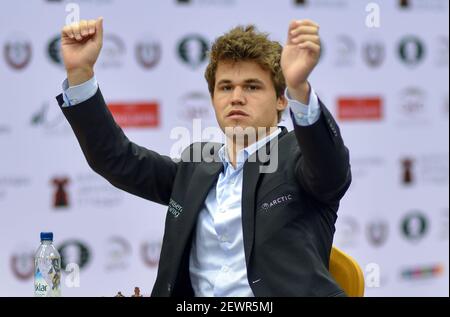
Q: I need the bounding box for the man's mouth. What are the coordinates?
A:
[227,110,249,118]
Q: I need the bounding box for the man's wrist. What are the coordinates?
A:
[287,81,310,105]
[67,67,94,87]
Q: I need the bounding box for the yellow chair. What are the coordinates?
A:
[329,246,365,297]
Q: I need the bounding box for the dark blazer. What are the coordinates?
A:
[56,87,351,297]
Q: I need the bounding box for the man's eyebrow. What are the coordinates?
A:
[216,79,265,85]
[216,79,232,85]
[244,79,265,85]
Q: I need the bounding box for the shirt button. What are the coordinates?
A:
[219,208,226,213]
[220,235,228,242]
[222,266,229,273]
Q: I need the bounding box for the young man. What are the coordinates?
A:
[57,18,351,297]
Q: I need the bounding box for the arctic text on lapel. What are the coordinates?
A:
[260,194,293,212]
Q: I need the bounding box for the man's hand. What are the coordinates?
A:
[281,19,321,103]
[61,17,104,86]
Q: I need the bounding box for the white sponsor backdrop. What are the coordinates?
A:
[0,0,448,297]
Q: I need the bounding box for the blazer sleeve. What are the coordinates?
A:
[56,88,177,206]
[292,98,351,205]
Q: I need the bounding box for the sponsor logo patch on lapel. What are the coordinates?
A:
[168,198,183,218]
[260,194,293,212]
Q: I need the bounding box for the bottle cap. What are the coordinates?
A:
[40,232,53,241]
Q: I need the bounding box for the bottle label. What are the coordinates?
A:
[34,268,61,297]
[34,269,49,297]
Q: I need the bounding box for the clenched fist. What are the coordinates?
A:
[281,19,321,104]
[61,17,103,86]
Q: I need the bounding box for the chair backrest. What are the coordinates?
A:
[329,246,365,297]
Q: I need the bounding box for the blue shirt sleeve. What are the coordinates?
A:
[285,86,321,126]
[61,76,98,107]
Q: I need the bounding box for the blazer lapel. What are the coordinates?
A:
[178,152,223,253]
[241,126,288,267]
[241,158,261,267]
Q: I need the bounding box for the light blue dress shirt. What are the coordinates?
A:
[61,76,322,296]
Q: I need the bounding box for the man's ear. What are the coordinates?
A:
[276,95,288,112]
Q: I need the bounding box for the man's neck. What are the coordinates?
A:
[225,126,279,168]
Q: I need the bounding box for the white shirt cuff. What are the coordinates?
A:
[61,76,98,107]
[285,86,321,126]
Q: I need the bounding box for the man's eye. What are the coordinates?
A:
[246,85,259,90]
[221,86,232,91]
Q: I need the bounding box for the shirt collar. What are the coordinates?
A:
[218,128,282,170]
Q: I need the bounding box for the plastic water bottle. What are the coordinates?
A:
[34,232,61,297]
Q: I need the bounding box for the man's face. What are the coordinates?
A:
[212,60,287,134]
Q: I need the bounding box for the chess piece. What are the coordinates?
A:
[52,177,69,207]
[131,286,143,297]
[115,291,125,297]
[402,158,414,185]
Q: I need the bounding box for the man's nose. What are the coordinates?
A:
[231,86,246,105]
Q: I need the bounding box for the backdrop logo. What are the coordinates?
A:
[76,173,123,207]
[108,102,160,128]
[4,35,32,70]
[293,0,347,8]
[398,0,447,10]
[334,35,356,67]
[420,153,449,184]
[31,102,71,134]
[337,97,383,121]
[294,0,307,5]
[401,211,428,241]
[98,34,125,68]
[400,154,449,185]
[440,208,449,240]
[366,219,389,247]
[105,236,131,271]
[48,35,63,66]
[135,38,161,69]
[435,36,449,66]
[0,176,30,202]
[398,0,410,8]
[398,87,426,122]
[335,216,359,247]
[58,240,91,270]
[10,250,34,280]
[362,40,385,67]
[178,92,215,123]
[401,158,414,185]
[401,264,444,280]
[140,241,161,268]
[177,35,209,69]
[51,177,70,208]
[398,36,426,66]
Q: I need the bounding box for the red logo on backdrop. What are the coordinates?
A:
[337,97,383,121]
[108,102,160,128]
